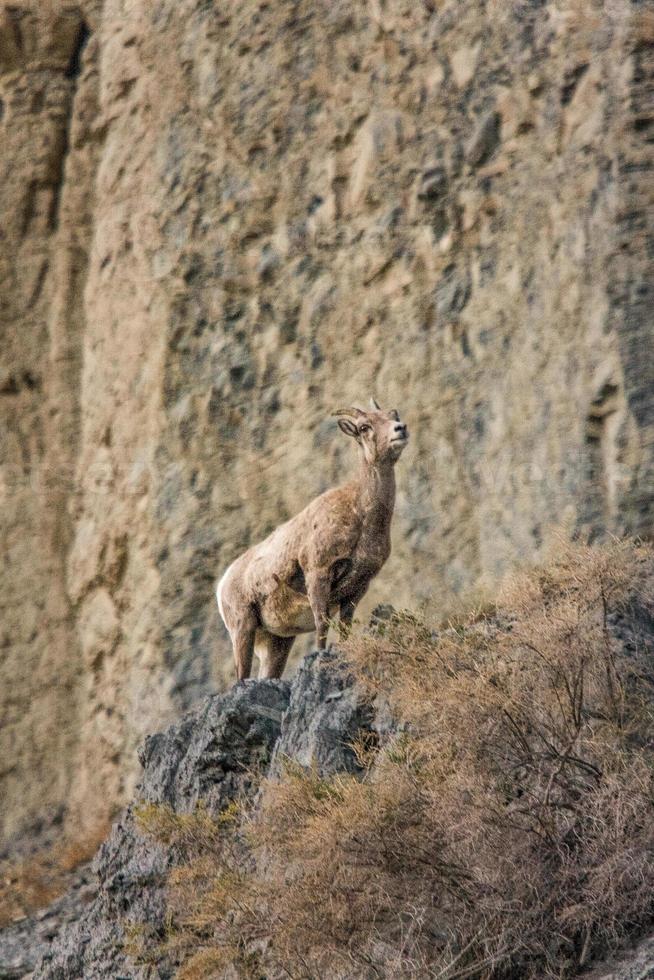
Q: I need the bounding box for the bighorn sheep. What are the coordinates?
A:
[216,398,409,680]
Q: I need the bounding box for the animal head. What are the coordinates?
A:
[333,397,409,465]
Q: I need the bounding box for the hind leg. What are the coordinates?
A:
[217,568,258,682]
[256,632,295,680]
[231,606,258,681]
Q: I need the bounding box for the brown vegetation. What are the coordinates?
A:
[0,822,110,928]
[138,540,654,979]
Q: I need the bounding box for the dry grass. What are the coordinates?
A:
[0,821,110,927]
[138,539,654,979]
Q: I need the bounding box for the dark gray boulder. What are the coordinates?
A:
[0,867,95,980]
[271,648,391,776]
[33,678,291,980]
[29,651,390,979]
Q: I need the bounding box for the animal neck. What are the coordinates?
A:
[356,457,396,527]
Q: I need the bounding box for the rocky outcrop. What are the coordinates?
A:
[34,680,290,980]
[29,650,388,979]
[0,633,647,979]
[0,866,95,980]
[1,0,653,853]
[589,937,654,980]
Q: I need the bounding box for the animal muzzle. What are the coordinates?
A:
[391,423,408,443]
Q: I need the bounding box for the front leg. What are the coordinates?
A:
[306,569,331,650]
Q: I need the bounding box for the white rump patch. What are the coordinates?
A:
[215,564,232,624]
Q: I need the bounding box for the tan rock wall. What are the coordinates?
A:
[0,0,101,845]
[1,0,652,845]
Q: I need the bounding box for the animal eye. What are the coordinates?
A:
[359,424,371,434]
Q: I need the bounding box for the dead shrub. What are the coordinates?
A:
[0,820,110,927]
[139,539,654,978]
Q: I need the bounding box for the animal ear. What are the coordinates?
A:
[369,396,381,410]
[389,408,400,421]
[337,417,359,438]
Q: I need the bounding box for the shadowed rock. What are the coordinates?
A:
[33,679,291,980]
[30,653,391,979]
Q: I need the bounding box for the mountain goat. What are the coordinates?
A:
[216,398,409,680]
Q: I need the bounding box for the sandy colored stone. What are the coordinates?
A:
[450,42,481,89]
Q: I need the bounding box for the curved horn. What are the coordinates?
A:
[369,396,381,410]
[332,406,366,418]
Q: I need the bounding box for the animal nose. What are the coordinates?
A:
[394,423,407,436]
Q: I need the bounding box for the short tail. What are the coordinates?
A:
[215,565,230,624]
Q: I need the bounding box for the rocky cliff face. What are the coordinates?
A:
[1,0,653,847]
